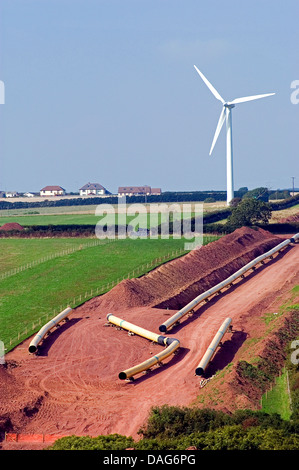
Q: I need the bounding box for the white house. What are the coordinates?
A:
[40,186,66,197]
[79,183,108,196]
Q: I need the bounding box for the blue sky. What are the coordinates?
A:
[0,0,298,194]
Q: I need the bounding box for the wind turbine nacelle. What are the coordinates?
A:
[224,103,235,109]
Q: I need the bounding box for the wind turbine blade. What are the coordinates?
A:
[209,107,226,155]
[194,65,225,104]
[228,93,275,105]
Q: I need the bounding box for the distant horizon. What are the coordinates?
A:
[1,185,298,196]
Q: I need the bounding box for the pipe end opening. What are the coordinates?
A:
[159,325,167,333]
[119,372,127,380]
[29,345,37,354]
[195,367,204,376]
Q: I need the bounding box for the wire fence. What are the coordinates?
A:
[0,238,115,281]
[4,235,219,351]
[6,246,189,350]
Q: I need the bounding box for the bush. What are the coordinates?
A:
[48,433,135,450]
[229,197,242,207]
[203,197,216,203]
[138,405,233,439]
[256,222,299,234]
[242,187,269,202]
[270,193,299,211]
[227,199,272,229]
[46,406,299,450]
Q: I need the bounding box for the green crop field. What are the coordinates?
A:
[0,236,219,352]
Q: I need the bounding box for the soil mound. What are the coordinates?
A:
[0,223,24,231]
[0,363,32,408]
[0,363,44,436]
[95,227,283,311]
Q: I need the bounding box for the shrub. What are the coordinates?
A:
[138,405,233,439]
[227,199,272,229]
[48,434,135,450]
[203,197,216,203]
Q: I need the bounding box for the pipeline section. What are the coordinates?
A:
[28,307,72,353]
[107,314,180,380]
[195,317,232,376]
[159,233,299,333]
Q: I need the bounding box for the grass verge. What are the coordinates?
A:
[261,369,292,420]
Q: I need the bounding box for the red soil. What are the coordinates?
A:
[0,223,24,231]
[1,227,298,450]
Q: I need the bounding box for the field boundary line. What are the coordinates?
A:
[6,246,190,350]
[0,238,115,281]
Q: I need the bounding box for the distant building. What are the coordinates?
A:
[151,188,162,195]
[24,192,35,198]
[40,186,66,197]
[79,183,109,196]
[118,186,162,197]
[0,191,5,198]
[6,191,19,198]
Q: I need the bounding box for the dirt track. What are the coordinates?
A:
[1,228,298,448]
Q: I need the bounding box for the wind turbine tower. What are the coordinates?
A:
[194,65,275,205]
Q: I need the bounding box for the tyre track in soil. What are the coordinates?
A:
[1,229,298,442]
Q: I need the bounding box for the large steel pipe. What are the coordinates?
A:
[195,317,232,376]
[107,314,180,380]
[159,234,298,333]
[28,307,72,353]
[290,232,299,243]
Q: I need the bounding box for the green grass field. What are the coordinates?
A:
[0,211,201,227]
[0,213,103,226]
[0,236,219,352]
[261,370,292,420]
[0,201,228,227]
[0,238,89,272]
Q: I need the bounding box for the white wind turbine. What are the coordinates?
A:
[194,65,275,205]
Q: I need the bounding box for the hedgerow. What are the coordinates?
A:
[46,406,299,450]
